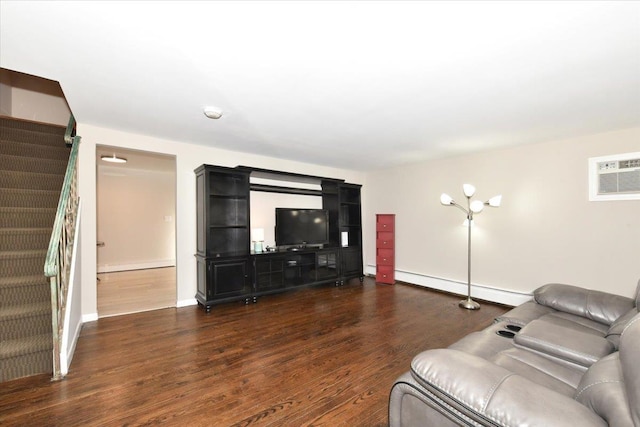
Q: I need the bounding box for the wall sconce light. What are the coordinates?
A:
[100,154,127,163]
[440,184,501,310]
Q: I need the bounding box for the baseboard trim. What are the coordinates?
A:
[177,298,197,308]
[82,313,99,323]
[97,260,175,273]
[365,265,532,307]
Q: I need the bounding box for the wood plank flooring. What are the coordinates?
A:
[97,267,176,317]
[0,278,508,426]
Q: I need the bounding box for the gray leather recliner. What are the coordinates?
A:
[389,280,640,427]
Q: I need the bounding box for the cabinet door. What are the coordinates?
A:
[316,250,339,280]
[341,247,362,277]
[210,259,251,299]
[255,257,284,292]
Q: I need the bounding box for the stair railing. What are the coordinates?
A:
[44,114,81,381]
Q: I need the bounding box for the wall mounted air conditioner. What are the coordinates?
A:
[588,152,640,201]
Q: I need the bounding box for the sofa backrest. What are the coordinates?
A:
[535,283,635,326]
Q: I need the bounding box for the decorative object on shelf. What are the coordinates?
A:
[252,228,265,253]
[440,184,501,310]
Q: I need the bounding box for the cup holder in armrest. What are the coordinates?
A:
[496,330,516,338]
[505,324,522,333]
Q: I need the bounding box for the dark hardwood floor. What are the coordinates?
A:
[0,278,508,426]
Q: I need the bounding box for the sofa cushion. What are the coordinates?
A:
[490,348,582,396]
[535,283,634,326]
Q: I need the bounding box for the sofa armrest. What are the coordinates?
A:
[514,320,614,368]
[534,283,634,326]
[410,349,607,426]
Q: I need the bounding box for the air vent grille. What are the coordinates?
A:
[589,153,640,201]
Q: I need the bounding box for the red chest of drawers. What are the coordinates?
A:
[376,214,395,284]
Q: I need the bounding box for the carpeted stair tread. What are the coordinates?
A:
[0,117,66,148]
[0,207,57,228]
[0,249,48,259]
[0,170,64,191]
[0,334,53,359]
[0,139,70,161]
[0,275,49,307]
[0,115,66,134]
[1,313,52,342]
[0,228,51,251]
[0,154,68,175]
[0,250,47,278]
[0,274,49,288]
[0,188,61,209]
[0,348,52,382]
[0,301,50,321]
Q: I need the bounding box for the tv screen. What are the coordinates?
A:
[275,208,329,247]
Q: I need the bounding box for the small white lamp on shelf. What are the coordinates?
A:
[440,184,501,310]
[251,228,265,253]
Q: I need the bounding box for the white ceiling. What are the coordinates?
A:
[1,1,639,171]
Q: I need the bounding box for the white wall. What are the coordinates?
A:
[97,163,176,272]
[364,127,640,301]
[77,124,366,319]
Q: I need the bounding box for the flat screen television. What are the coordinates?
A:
[275,208,329,247]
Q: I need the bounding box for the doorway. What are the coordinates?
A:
[96,146,176,317]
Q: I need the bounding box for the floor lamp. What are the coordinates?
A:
[440,184,501,310]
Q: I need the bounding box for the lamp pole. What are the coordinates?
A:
[440,186,501,310]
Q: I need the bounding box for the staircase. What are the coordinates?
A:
[0,116,70,382]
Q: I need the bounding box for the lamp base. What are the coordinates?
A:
[459,298,480,310]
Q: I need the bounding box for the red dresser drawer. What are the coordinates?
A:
[376,266,394,284]
[377,238,394,249]
[376,221,395,232]
[377,248,393,258]
[376,255,394,266]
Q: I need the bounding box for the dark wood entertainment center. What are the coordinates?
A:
[195,164,363,311]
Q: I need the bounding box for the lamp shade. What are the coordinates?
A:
[440,193,453,205]
[488,195,502,207]
[470,200,485,213]
[463,184,476,198]
[251,228,264,241]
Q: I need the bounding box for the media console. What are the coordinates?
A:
[194,165,363,312]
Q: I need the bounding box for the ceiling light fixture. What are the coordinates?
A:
[100,154,127,163]
[203,107,223,119]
